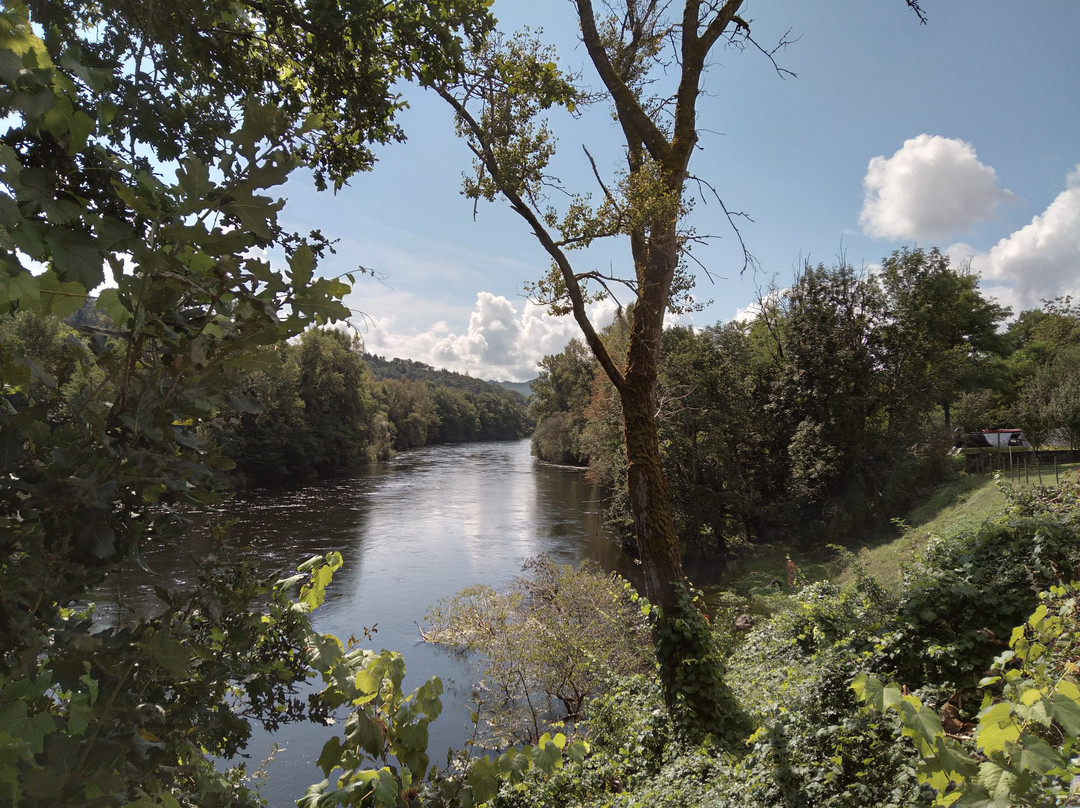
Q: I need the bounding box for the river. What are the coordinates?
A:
[101,439,637,806]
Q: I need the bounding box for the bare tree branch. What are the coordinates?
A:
[688,173,758,276]
[582,145,618,207]
[434,83,627,391]
[906,0,928,25]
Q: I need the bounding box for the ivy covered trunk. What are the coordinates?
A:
[622,335,682,612]
[620,348,747,743]
[619,225,747,743]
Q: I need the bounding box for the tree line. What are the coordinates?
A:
[1,309,531,487]
[215,329,530,484]
[530,247,1080,555]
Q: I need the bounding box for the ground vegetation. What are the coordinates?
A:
[430,473,1080,808]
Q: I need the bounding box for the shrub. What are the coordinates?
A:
[422,557,654,745]
[856,583,1080,806]
[873,510,1080,693]
[714,581,926,808]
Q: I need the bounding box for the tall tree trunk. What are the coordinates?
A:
[619,367,747,743]
[617,231,747,744]
[620,367,682,612]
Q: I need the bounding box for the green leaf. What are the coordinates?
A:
[142,631,190,678]
[1012,688,1052,726]
[1,268,40,307]
[66,702,94,736]
[566,739,589,765]
[466,756,501,805]
[976,759,1020,801]
[317,736,343,777]
[94,287,128,325]
[44,226,103,288]
[372,768,399,807]
[1015,734,1063,775]
[897,696,945,756]
[297,779,330,808]
[976,702,1020,755]
[0,703,55,754]
[304,631,344,675]
[67,110,94,154]
[851,674,902,713]
[223,194,278,240]
[289,243,316,287]
[496,746,530,782]
[345,711,384,759]
[35,268,86,317]
[1053,691,1080,737]
[176,154,210,200]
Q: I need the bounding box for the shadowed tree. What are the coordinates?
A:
[880,247,1010,435]
[0,0,494,802]
[433,0,927,737]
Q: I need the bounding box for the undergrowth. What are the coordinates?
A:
[477,474,1080,808]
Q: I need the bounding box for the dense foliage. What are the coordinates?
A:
[0,0,497,804]
[532,252,1080,556]
[211,332,531,485]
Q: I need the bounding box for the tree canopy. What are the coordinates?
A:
[0,0,495,803]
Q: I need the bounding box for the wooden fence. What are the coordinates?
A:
[964,447,1079,483]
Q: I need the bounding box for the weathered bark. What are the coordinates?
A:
[617,199,683,604]
[620,363,682,613]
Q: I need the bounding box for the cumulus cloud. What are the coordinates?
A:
[732,288,786,323]
[359,292,618,382]
[949,165,1080,313]
[860,134,1014,241]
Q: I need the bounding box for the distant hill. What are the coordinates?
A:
[490,379,535,399]
[362,353,530,399]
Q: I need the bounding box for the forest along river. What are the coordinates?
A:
[99,438,643,807]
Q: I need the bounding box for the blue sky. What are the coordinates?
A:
[279,1,1080,382]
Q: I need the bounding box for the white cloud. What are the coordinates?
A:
[860,134,1014,241]
[357,292,618,381]
[948,165,1080,313]
[732,288,785,323]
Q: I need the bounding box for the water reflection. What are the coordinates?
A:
[98,439,630,807]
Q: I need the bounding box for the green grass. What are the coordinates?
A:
[707,461,1080,612]
[849,460,1080,591]
[835,472,1005,591]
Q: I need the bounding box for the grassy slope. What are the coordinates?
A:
[847,461,1079,591]
[715,461,1079,605]
[839,471,1007,591]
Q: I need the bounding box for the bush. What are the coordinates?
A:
[709,581,925,808]
[856,582,1080,806]
[422,557,654,745]
[873,510,1080,693]
[531,412,585,465]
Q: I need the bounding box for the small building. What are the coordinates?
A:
[956,429,1031,474]
[957,428,1030,450]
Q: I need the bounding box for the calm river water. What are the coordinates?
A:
[104,439,639,806]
